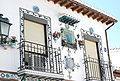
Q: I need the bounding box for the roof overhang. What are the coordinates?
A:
[113,70,120,77]
[48,0,117,25]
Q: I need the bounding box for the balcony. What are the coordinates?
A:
[18,41,64,80]
[84,57,112,81]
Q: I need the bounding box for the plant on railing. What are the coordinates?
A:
[0,36,17,49]
[61,38,67,46]
[53,31,61,41]
[78,40,85,48]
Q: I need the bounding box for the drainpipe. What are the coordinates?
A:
[105,22,115,81]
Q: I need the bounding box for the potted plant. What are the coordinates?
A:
[9,36,17,46]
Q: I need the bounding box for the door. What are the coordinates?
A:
[24,18,46,70]
[85,39,101,80]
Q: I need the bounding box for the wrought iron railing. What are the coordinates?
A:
[19,41,63,74]
[85,57,112,81]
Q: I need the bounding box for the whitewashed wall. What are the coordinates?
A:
[110,49,120,67]
[0,0,109,81]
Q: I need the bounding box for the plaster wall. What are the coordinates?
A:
[0,0,109,81]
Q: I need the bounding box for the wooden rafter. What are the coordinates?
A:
[72,6,79,11]
[114,74,120,77]
[92,14,100,19]
[86,10,92,15]
[47,0,117,25]
[82,9,89,15]
[66,3,74,9]
[97,16,103,21]
[114,70,120,73]
[77,8,84,13]
[47,0,53,1]
[60,1,70,7]
[113,70,120,77]
[106,20,112,25]
[88,12,94,18]
[73,7,83,12]
[54,0,62,4]
[101,18,108,23]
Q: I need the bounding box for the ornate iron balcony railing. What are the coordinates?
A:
[84,57,112,81]
[18,41,63,74]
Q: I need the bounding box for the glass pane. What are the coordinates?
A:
[1,22,9,36]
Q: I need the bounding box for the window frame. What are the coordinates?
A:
[23,13,48,56]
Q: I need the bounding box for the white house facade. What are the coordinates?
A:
[110,48,120,81]
[0,0,117,81]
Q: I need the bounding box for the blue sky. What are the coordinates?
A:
[80,0,120,48]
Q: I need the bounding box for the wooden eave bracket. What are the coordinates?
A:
[47,0,117,25]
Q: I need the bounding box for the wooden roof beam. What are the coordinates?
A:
[92,14,100,20]
[77,8,84,13]
[54,0,62,4]
[106,20,112,25]
[114,70,120,73]
[114,74,120,77]
[87,12,94,17]
[82,10,90,15]
[86,11,92,15]
[72,6,79,11]
[72,7,83,12]
[47,0,117,24]
[47,0,54,1]
[60,1,70,7]
[101,18,108,23]
[66,3,75,9]
[97,16,103,21]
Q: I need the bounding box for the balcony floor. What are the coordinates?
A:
[18,69,64,80]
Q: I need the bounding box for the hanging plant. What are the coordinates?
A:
[53,31,61,41]
[9,36,17,45]
[78,40,85,47]
[77,34,80,39]
[60,28,64,33]
[61,38,67,46]
[0,36,17,49]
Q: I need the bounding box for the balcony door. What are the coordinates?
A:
[85,39,101,80]
[23,14,47,71]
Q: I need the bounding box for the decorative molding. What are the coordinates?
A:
[81,29,105,80]
[0,71,18,80]
[61,28,77,49]
[33,6,40,13]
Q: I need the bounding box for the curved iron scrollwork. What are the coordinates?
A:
[81,29,111,81]
[19,8,63,81]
